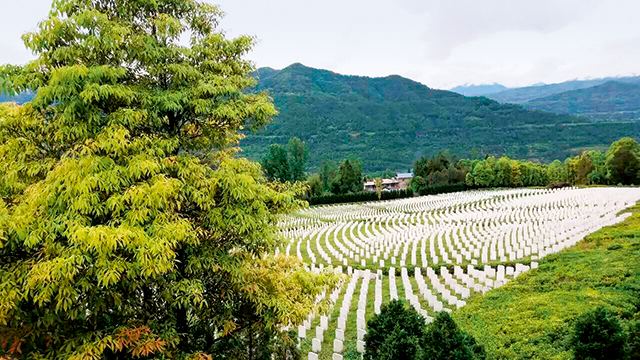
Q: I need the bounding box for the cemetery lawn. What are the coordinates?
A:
[453,201,640,360]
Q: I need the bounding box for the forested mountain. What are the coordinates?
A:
[449,83,509,97]
[483,76,640,103]
[241,63,640,172]
[523,81,640,118]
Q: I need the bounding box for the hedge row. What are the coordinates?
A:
[415,182,467,196]
[308,189,414,205]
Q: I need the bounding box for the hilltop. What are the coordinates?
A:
[241,63,639,172]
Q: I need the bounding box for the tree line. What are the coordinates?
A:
[412,137,640,195]
[261,138,414,205]
[262,136,640,206]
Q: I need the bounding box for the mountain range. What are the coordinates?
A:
[2,65,640,173]
[241,63,640,172]
[449,83,508,97]
[453,76,640,104]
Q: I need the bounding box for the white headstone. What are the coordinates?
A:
[333,339,344,353]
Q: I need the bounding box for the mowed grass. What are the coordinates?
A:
[453,202,640,360]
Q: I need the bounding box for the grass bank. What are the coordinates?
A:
[453,202,640,359]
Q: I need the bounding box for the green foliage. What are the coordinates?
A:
[241,64,635,173]
[261,137,309,182]
[605,137,640,185]
[524,81,640,115]
[571,307,627,360]
[485,77,640,104]
[412,151,467,195]
[307,173,324,198]
[374,178,383,200]
[262,144,291,181]
[363,300,426,360]
[288,137,308,182]
[336,158,363,194]
[627,317,640,359]
[0,0,340,358]
[453,202,640,359]
[421,312,486,360]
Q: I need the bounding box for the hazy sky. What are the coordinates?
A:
[2,0,639,89]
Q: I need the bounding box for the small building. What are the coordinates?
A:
[396,173,413,181]
[364,181,376,192]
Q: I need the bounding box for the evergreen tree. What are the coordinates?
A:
[0,0,340,358]
[421,312,485,360]
[336,159,362,194]
[363,300,426,360]
[571,307,627,360]
[262,143,291,182]
[287,137,308,182]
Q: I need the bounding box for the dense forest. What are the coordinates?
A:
[241,64,640,172]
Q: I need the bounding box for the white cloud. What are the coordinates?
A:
[1,0,639,89]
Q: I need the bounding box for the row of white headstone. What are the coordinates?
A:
[283,188,638,273]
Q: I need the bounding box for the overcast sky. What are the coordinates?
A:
[2,0,639,89]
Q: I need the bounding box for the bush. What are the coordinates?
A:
[364,300,426,360]
[627,317,640,359]
[422,312,486,360]
[571,307,627,360]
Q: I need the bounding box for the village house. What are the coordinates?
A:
[364,173,413,192]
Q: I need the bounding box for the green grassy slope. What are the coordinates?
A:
[453,202,640,360]
[242,64,640,172]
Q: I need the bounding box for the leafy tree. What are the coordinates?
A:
[495,156,513,187]
[586,150,606,185]
[605,137,640,185]
[547,159,568,184]
[511,161,522,187]
[571,307,627,360]
[0,0,340,358]
[374,178,383,200]
[472,160,495,187]
[287,137,308,182]
[262,144,291,182]
[307,173,324,198]
[421,312,485,360]
[364,300,426,360]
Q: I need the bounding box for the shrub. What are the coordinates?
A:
[571,307,627,360]
[308,189,413,205]
[422,312,486,360]
[364,300,425,360]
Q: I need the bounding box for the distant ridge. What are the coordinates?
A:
[523,81,640,116]
[450,83,509,97]
[483,76,640,103]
